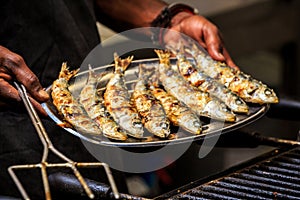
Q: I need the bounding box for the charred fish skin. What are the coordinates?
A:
[155,49,236,122]
[79,67,128,141]
[186,44,279,104]
[132,64,171,138]
[104,53,144,138]
[51,63,101,135]
[151,87,202,135]
[168,46,249,114]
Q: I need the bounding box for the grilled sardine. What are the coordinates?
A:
[155,49,236,122]
[168,45,249,113]
[79,66,128,141]
[186,43,279,104]
[51,63,101,135]
[132,64,171,138]
[104,53,144,138]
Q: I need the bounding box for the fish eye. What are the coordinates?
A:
[194,121,201,127]
[222,107,229,112]
[235,99,242,105]
[133,121,143,127]
[160,122,169,128]
[264,89,272,96]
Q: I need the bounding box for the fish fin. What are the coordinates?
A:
[154,49,171,64]
[59,62,79,81]
[113,52,134,73]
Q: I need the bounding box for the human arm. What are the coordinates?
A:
[95,0,237,68]
[0,45,49,115]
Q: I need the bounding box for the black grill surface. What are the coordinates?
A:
[157,146,300,200]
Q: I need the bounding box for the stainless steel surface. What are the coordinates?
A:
[42,57,269,147]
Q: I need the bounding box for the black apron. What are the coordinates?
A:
[0,0,126,198]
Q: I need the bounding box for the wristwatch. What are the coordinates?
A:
[150,3,198,45]
[151,3,199,28]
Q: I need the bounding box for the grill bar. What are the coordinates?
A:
[246,168,300,183]
[172,194,211,200]
[223,177,300,196]
[160,146,300,200]
[175,189,254,200]
[267,160,300,171]
[196,185,269,200]
[275,155,300,165]
[235,173,300,191]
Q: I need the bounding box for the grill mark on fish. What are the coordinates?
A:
[132,64,171,138]
[51,63,102,135]
[166,44,249,113]
[155,49,236,122]
[104,53,144,138]
[79,66,127,141]
[185,43,279,104]
[150,87,202,135]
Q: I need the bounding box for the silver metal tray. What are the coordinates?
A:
[42,57,269,147]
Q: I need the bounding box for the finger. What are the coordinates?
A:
[203,27,240,69]
[205,40,225,62]
[28,96,48,117]
[0,47,49,101]
[0,78,48,116]
[222,48,239,70]
[194,37,207,51]
[5,56,49,101]
[0,66,13,80]
[0,72,12,81]
[202,24,227,61]
[0,78,21,101]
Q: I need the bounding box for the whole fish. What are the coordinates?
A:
[104,53,144,138]
[186,43,279,104]
[132,64,171,138]
[168,45,249,113]
[79,66,128,141]
[51,63,102,135]
[151,86,202,135]
[155,49,236,122]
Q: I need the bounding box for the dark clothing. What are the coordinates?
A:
[0,0,100,86]
[0,0,126,199]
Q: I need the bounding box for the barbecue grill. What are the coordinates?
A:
[46,98,300,200]
[157,138,300,199]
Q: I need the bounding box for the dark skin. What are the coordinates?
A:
[0,0,237,116]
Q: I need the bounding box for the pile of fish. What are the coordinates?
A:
[51,45,279,141]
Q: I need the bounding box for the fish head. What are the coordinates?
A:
[251,84,279,104]
[149,121,171,138]
[228,97,249,113]
[178,114,202,135]
[204,100,236,122]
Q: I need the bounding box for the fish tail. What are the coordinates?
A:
[58,62,79,81]
[154,49,171,65]
[113,52,134,74]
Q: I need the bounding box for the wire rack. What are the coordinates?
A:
[9,82,120,200]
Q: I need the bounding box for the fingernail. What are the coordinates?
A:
[218,53,224,59]
[39,89,49,99]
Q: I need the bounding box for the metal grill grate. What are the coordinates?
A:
[165,147,300,200]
